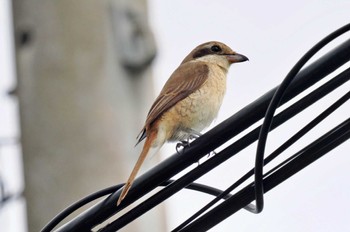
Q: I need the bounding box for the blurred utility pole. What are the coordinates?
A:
[12,1,166,231]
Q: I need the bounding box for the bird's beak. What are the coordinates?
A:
[226,53,249,64]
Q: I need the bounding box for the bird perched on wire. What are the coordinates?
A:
[117,41,248,205]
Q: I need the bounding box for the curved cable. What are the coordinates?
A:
[252,22,350,214]
[173,88,350,231]
[41,184,124,232]
[41,181,232,232]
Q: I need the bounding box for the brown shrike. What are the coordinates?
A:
[117,41,248,205]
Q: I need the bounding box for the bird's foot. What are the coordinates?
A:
[176,140,190,155]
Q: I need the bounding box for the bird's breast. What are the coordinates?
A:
[161,65,228,141]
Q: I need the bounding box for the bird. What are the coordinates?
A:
[117,41,248,205]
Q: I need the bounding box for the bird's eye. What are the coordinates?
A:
[211,45,222,53]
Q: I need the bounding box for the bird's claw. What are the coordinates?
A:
[176,140,190,154]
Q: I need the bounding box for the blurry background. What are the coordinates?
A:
[1,0,349,231]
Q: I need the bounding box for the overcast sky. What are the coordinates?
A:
[148,0,350,231]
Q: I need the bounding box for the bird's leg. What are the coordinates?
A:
[185,129,216,157]
[176,129,202,155]
[186,129,202,140]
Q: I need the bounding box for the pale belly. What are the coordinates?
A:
[160,67,227,142]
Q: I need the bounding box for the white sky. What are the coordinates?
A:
[148,0,350,231]
[0,1,349,232]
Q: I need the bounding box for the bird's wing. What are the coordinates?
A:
[137,61,209,143]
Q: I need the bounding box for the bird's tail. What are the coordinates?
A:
[117,132,156,206]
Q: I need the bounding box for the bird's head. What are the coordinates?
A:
[181,41,248,69]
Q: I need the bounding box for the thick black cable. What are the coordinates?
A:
[180,119,350,231]
[172,82,350,231]
[263,90,350,178]
[253,22,350,214]
[41,181,232,232]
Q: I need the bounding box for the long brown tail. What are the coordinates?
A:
[117,133,155,205]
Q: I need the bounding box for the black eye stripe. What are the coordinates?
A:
[192,48,210,59]
[192,45,223,59]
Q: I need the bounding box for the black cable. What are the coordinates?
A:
[41,184,124,232]
[182,182,233,200]
[179,118,350,231]
[41,181,232,232]
[98,182,235,232]
[172,84,350,231]
[253,22,350,214]
[263,90,350,178]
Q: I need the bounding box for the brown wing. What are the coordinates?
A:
[136,61,209,144]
